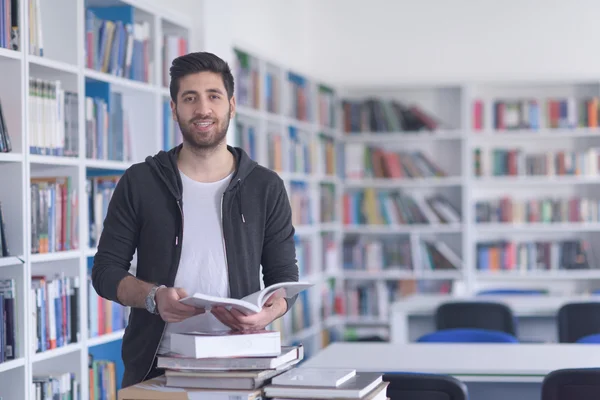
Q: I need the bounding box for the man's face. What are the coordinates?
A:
[172,71,235,151]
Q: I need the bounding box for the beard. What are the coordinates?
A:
[177,107,231,151]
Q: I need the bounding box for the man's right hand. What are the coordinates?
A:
[155,287,205,322]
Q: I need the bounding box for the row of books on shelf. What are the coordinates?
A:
[29,78,79,157]
[1,0,17,51]
[31,274,79,354]
[343,236,461,272]
[476,239,591,271]
[85,8,151,83]
[0,278,15,363]
[474,147,600,177]
[89,355,117,400]
[30,357,117,400]
[233,49,260,110]
[33,372,79,400]
[233,49,337,128]
[475,196,600,224]
[87,277,128,338]
[85,90,132,162]
[345,144,447,180]
[343,189,461,226]
[478,97,600,131]
[342,99,440,133]
[31,177,79,254]
[87,175,119,249]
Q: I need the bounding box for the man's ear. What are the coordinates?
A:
[170,99,177,121]
[229,95,236,119]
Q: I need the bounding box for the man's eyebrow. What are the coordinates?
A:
[206,88,224,95]
[180,90,199,97]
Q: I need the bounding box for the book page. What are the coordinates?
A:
[257,282,314,307]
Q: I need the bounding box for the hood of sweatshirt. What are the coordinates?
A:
[144,145,258,222]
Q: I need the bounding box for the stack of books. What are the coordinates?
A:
[117,329,304,400]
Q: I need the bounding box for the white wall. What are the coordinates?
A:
[226,0,600,87]
[149,0,600,87]
[309,0,600,86]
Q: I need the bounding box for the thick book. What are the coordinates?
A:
[179,281,314,315]
[164,359,299,390]
[170,329,281,359]
[157,345,303,370]
[118,376,263,400]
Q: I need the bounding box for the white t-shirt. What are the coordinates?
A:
[157,170,232,354]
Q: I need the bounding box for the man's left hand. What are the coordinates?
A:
[211,294,287,331]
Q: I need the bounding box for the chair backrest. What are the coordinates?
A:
[435,301,516,335]
[557,302,600,343]
[417,328,519,343]
[383,372,468,400]
[542,368,600,400]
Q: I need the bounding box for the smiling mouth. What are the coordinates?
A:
[193,120,214,128]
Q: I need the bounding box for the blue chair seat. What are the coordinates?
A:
[576,333,600,344]
[383,372,468,400]
[417,328,519,343]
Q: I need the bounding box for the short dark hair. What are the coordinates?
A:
[169,52,235,102]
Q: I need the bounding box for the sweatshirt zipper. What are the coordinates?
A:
[141,198,184,382]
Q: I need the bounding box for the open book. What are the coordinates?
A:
[179,281,314,315]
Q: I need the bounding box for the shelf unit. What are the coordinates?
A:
[231,46,347,358]
[337,80,600,339]
[0,0,192,398]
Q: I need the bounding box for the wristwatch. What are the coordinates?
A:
[145,285,165,315]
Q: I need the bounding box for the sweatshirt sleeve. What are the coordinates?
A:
[261,178,300,312]
[91,170,139,304]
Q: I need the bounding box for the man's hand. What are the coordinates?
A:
[211,293,287,331]
[155,287,205,323]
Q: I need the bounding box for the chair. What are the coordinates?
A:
[416,328,518,343]
[541,368,600,400]
[435,301,517,336]
[383,372,468,400]
[557,302,600,343]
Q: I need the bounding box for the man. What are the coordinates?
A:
[91,52,299,388]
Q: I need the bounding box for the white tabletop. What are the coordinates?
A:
[304,342,600,383]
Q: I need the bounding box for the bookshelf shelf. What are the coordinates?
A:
[0,256,24,269]
[472,176,600,186]
[344,130,464,144]
[85,159,131,170]
[29,154,81,166]
[84,68,155,94]
[0,48,23,61]
[0,357,26,374]
[476,271,600,281]
[345,177,464,189]
[88,330,126,347]
[0,153,23,162]
[29,249,82,263]
[32,343,83,363]
[343,224,463,235]
[29,55,79,74]
[474,222,600,234]
[0,1,193,397]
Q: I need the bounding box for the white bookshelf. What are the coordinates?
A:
[0,0,192,399]
[231,46,347,357]
[337,79,600,336]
